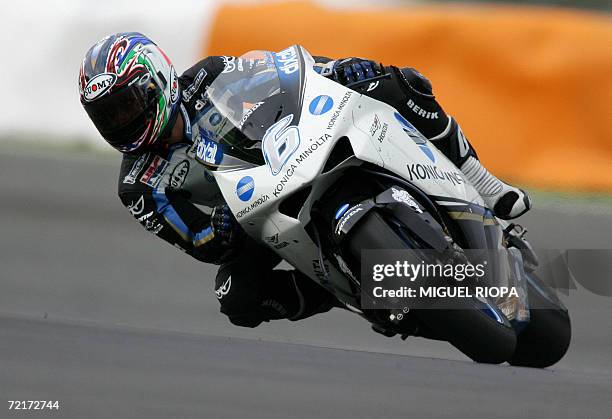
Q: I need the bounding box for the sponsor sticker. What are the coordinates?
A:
[142,215,164,235]
[170,160,190,188]
[272,133,332,198]
[182,68,207,102]
[407,99,439,120]
[275,46,299,75]
[406,163,464,186]
[236,176,255,202]
[195,135,223,166]
[195,97,209,112]
[140,155,169,188]
[326,91,353,131]
[369,114,381,137]
[238,101,264,129]
[169,68,179,104]
[366,81,379,92]
[83,73,117,102]
[377,123,389,143]
[236,194,270,218]
[335,204,364,235]
[221,56,243,73]
[123,153,149,184]
[127,195,145,216]
[209,112,222,126]
[215,276,232,299]
[309,95,334,116]
[391,187,423,213]
[137,211,153,222]
[125,197,163,234]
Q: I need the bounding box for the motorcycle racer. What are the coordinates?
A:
[79,32,531,328]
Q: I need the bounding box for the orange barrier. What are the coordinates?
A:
[205,2,612,191]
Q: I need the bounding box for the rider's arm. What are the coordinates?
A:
[117,153,230,264]
[320,56,472,162]
[317,55,447,140]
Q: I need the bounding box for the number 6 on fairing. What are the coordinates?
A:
[262,114,300,175]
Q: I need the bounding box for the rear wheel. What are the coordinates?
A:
[509,276,571,368]
[348,210,517,364]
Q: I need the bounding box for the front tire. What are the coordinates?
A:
[509,276,571,368]
[349,210,517,364]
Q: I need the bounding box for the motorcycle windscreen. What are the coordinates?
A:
[206,47,307,170]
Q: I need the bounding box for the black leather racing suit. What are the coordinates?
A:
[117,55,476,327]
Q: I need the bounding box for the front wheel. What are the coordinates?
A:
[509,275,571,368]
[348,210,517,364]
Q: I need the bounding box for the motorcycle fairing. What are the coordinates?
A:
[208,45,520,309]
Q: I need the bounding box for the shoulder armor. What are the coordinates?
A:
[399,67,434,98]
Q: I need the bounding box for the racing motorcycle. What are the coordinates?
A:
[205,46,571,367]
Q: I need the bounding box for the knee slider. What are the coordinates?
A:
[227,314,263,328]
[220,302,264,328]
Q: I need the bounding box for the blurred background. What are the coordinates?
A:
[1,0,610,192]
[439,0,609,11]
[1,2,611,414]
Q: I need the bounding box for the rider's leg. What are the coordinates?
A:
[214,238,337,327]
[397,66,531,219]
[425,113,532,219]
[361,64,531,219]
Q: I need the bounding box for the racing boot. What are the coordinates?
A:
[460,155,532,219]
[430,117,532,219]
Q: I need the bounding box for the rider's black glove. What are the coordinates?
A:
[211,204,242,247]
[330,58,384,86]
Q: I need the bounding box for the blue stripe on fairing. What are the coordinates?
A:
[152,190,192,239]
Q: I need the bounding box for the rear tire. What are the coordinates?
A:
[349,210,516,364]
[509,277,571,368]
[419,297,517,364]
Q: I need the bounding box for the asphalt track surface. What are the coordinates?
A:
[1,148,611,418]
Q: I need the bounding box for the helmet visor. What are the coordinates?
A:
[84,74,161,149]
